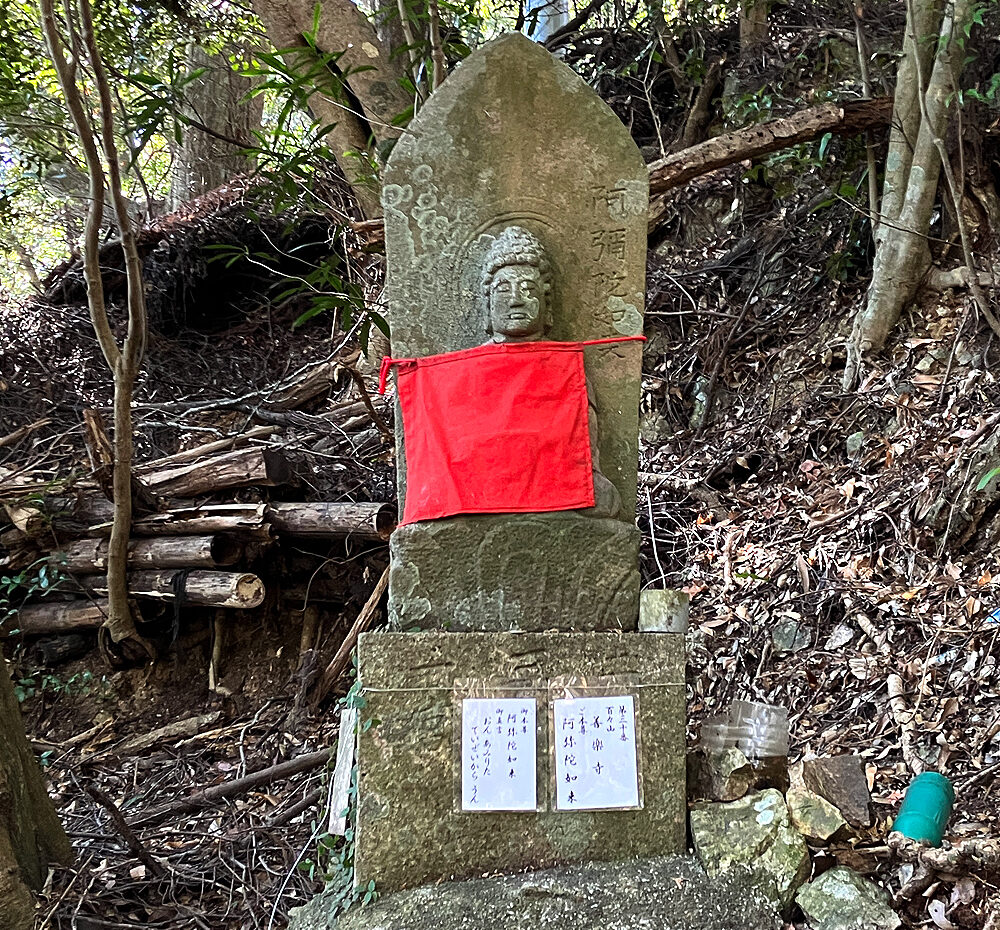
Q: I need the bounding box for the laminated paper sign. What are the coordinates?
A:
[552,694,640,810]
[461,697,537,811]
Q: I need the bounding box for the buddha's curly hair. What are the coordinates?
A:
[481,226,553,335]
[481,226,552,293]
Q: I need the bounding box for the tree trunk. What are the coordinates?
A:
[740,0,768,55]
[169,46,264,209]
[250,0,411,216]
[106,365,138,642]
[41,0,149,645]
[0,660,73,929]
[846,0,971,381]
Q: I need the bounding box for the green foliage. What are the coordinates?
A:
[14,669,112,704]
[961,70,1000,105]
[976,464,1000,492]
[724,87,775,127]
[205,236,388,352]
[1,559,62,634]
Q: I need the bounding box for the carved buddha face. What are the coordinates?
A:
[482,226,552,343]
[489,264,544,339]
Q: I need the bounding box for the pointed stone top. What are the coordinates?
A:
[383,32,646,354]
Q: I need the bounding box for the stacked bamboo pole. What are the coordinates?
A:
[2,429,396,636]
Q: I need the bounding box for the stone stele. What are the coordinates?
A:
[354,632,685,893]
[383,32,647,633]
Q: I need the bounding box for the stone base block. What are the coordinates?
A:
[289,857,781,930]
[388,515,640,632]
[355,632,685,893]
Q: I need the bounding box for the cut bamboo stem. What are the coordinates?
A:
[54,534,242,573]
[78,570,265,608]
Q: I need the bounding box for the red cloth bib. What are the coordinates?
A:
[380,337,642,525]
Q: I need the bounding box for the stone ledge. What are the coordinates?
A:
[388,515,640,632]
[289,856,781,930]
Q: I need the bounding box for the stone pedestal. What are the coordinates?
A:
[355,632,686,893]
[290,857,781,930]
[389,515,640,631]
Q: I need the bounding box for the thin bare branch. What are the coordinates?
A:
[38,0,119,370]
[427,0,447,89]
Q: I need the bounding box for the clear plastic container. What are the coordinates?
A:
[699,715,734,752]
[731,700,789,760]
[698,701,789,760]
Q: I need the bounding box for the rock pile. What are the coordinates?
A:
[689,750,900,929]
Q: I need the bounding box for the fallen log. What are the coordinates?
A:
[22,499,270,539]
[122,508,270,538]
[142,447,294,498]
[111,712,224,757]
[54,535,242,573]
[0,417,52,449]
[10,601,105,634]
[82,504,268,539]
[30,634,91,666]
[0,528,37,566]
[83,784,166,879]
[78,570,265,609]
[266,502,396,539]
[269,351,361,410]
[648,97,893,226]
[138,425,278,471]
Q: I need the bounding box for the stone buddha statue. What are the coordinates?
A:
[481,226,622,519]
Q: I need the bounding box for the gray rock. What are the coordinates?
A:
[801,756,872,828]
[690,789,810,912]
[771,618,811,653]
[688,747,754,802]
[355,632,686,893]
[639,410,672,443]
[795,867,901,930]
[846,432,864,458]
[786,787,847,842]
[289,856,781,930]
[389,515,639,632]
